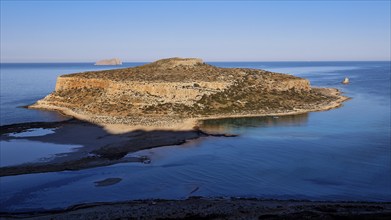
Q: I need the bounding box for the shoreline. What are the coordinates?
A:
[1,88,383,220]
[29,88,349,134]
[1,197,390,219]
[0,88,349,177]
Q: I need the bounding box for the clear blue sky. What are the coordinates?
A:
[1,0,390,62]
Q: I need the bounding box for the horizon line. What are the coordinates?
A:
[1,60,390,64]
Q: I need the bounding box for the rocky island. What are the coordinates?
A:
[5,59,388,220]
[94,58,122,66]
[29,57,347,132]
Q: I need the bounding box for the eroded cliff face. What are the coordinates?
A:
[54,76,230,104]
[30,58,343,127]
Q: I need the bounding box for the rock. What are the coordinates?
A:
[342,77,349,84]
[150,57,203,68]
[95,58,122,66]
[29,57,346,127]
[94,178,122,187]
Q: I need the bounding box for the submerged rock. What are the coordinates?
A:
[94,178,122,187]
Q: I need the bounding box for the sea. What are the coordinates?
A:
[0,61,390,212]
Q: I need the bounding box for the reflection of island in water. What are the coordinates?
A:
[198,113,308,134]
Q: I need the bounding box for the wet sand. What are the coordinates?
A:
[1,197,390,220]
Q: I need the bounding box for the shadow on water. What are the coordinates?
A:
[0,114,308,176]
[0,118,213,176]
[199,113,308,134]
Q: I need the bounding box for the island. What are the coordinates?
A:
[94,58,122,65]
[4,58,388,219]
[29,57,348,132]
[1,58,350,176]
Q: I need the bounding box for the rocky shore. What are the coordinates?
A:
[29,57,349,132]
[1,197,390,220]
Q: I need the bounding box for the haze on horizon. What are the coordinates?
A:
[1,1,390,62]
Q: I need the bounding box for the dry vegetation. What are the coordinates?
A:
[30,58,345,127]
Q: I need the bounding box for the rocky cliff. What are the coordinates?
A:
[30,58,347,129]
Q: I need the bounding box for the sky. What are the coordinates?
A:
[1,0,390,62]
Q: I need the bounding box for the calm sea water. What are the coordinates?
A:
[0,61,390,212]
[0,63,146,125]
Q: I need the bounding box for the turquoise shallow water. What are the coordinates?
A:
[0,62,390,212]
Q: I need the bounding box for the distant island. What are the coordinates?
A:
[29,57,348,131]
[95,58,122,65]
